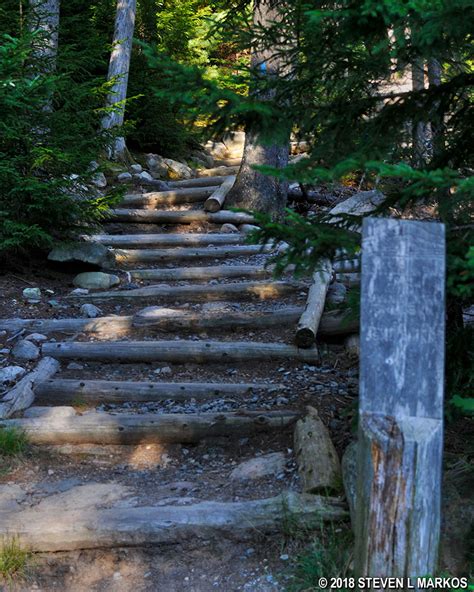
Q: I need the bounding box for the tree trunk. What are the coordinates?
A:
[428,58,444,163]
[412,59,427,167]
[102,0,136,161]
[29,0,60,73]
[227,0,289,218]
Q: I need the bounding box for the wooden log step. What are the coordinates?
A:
[121,187,216,207]
[133,306,303,330]
[197,166,240,177]
[214,158,242,167]
[1,408,300,444]
[90,233,245,247]
[168,175,230,188]
[0,308,356,337]
[128,264,270,281]
[0,488,347,552]
[113,244,273,264]
[108,209,255,225]
[35,380,280,405]
[42,340,318,363]
[67,280,302,302]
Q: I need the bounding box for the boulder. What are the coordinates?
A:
[130,164,143,174]
[146,154,169,178]
[230,452,286,481]
[220,223,239,234]
[0,366,26,385]
[163,158,193,180]
[48,243,115,269]
[12,340,40,361]
[294,406,341,494]
[80,304,102,319]
[91,172,107,189]
[117,172,132,183]
[22,287,42,303]
[73,272,120,290]
[134,171,154,183]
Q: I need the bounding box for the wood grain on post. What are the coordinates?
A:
[355,218,445,583]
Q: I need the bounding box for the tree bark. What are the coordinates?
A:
[29,0,60,74]
[412,59,427,167]
[102,0,137,161]
[226,0,289,218]
[428,58,444,163]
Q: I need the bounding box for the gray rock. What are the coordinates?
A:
[70,288,89,296]
[130,164,143,174]
[12,340,40,361]
[67,362,84,371]
[80,303,102,318]
[345,334,360,356]
[146,154,169,177]
[327,282,347,304]
[220,223,239,234]
[23,287,41,303]
[88,160,100,172]
[24,333,48,343]
[134,171,153,183]
[117,172,132,183]
[91,172,107,189]
[163,158,192,180]
[0,366,26,385]
[230,452,286,481]
[48,243,115,268]
[73,272,120,290]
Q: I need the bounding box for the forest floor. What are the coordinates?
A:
[0,164,473,591]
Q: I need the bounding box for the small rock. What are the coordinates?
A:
[22,287,41,303]
[88,160,100,172]
[220,223,239,233]
[230,452,286,481]
[130,164,143,174]
[73,272,120,290]
[24,333,48,343]
[280,554,289,561]
[67,362,84,371]
[12,340,40,361]
[117,172,132,183]
[345,334,360,356]
[0,366,26,385]
[47,469,55,476]
[70,288,89,296]
[160,366,172,375]
[327,282,347,304]
[91,172,107,189]
[80,304,102,318]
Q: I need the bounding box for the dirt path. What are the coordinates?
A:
[0,171,357,591]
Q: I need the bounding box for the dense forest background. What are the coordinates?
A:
[0,0,473,411]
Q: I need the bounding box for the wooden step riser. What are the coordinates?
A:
[68,281,302,302]
[35,380,280,405]
[121,187,216,207]
[90,234,245,247]
[128,265,270,281]
[107,209,255,225]
[113,245,272,264]
[1,410,300,445]
[168,175,231,188]
[42,340,318,363]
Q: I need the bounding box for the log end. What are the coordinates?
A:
[295,327,316,349]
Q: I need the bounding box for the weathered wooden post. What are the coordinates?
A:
[355,218,445,582]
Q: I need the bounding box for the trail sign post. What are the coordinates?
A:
[355,218,445,584]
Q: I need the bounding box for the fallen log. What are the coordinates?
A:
[318,309,359,336]
[295,259,333,348]
[121,187,215,207]
[113,244,273,264]
[204,176,236,213]
[128,264,270,281]
[36,380,279,405]
[1,408,301,444]
[91,233,245,247]
[0,357,60,419]
[168,175,229,188]
[0,487,347,552]
[133,306,303,330]
[197,166,240,177]
[107,209,255,225]
[294,406,342,494]
[41,340,318,363]
[67,280,302,302]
